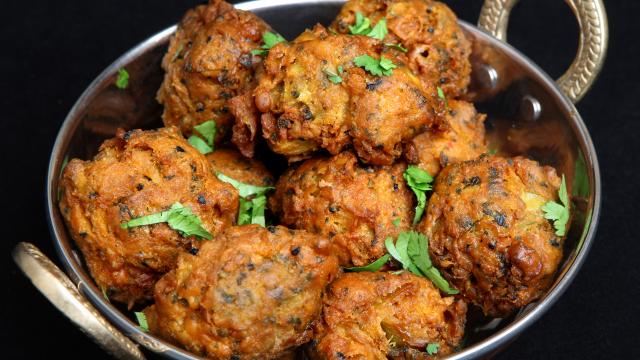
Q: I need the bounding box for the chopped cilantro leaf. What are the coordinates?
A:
[542,175,570,236]
[367,18,388,40]
[251,31,286,56]
[188,135,213,155]
[323,68,343,84]
[135,312,149,332]
[392,217,401,227]
[217,173,274,227]
[250,195,267,226]
[194,120,217,147]
[354,55,396,76]
[349,12,388,40]
[437,86,449,110]
[116,68,129,89]
[120,202,212,239]
[345,254,391,272]
[386,231,459,294]
[385,43,408,53]
[216,173,274,198]
[349,12,371,35]
[404,166,434,224]
[171,43,184,63]
[426,343,440,355]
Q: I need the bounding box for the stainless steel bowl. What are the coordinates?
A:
[14,0,607,359]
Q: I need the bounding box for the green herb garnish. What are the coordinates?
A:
[171,43,184,63]
[354,55,396,76]
[392,217,401,227]
[437,86,448,110]
[403,166,434,224]
[251,31,286,56]
[134,312,149,332]
[426,343,440,355]
[217,173,274,227]
[323,68,343,84]
[367,18,388,40]
[345,254,391,272]
[349,12,388,40]
[187,120,217,155]
[216,173,274,198]
[116,68,129,89]
[237,195,268,227]
[120,202,212,239]
[349,12,372,35]
[386,232,458,294]
[385,43,408,53]
[542,175,570,236]
[188,135,213,155]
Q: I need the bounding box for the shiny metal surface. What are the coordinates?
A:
[12,243,146,360]
[41,0,602,359]
[478,0,608,103]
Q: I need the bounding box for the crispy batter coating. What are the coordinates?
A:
[256,25,445,165]
[271,152,414,266]
[331,0,471,97]
[418,155,565,316]
[206,148,274,187]
[58,127,238,305]
[308,272,467,359]
[405,100,487,177]
[144,225,340,359]
[157,0,269,143]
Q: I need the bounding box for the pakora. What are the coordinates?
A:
[145,225,340,359]
[58,127,238,305]
[418,155,565,316]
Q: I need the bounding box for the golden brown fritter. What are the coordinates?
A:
[405,100,487,177]
[418,155,565,316]
[157,0,270,142]
[144,225,340,359]
[58,127,238,306]
[270,152,414,266]
[206,148,274,187]
[256,25,445,165]
[308,272,467,359]
[331,0,471,97]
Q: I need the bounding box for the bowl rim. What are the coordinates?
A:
[46,0,602,358]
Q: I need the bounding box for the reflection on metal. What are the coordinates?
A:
[478,0,608,103]
[519,95,542,122]
[12,242,146,360]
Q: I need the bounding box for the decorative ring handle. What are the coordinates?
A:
[12,242,146,360]
[478,0,608,103]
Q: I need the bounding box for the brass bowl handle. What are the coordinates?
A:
[478,0,608,103]
[13,242,146,360]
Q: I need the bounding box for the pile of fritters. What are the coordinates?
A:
[58,1,569,358]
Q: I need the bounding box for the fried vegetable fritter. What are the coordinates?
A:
[308,272,467,359]
[206,148,274,187]
[271,151,414,266]
[256,25,445,165]
[331,0,472,97]
[157,0,270,143]
[418,155,565,316]
[144,225,340,359]
[405,100,487,177]
[58,127,238,305]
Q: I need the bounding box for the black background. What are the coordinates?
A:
[2,0,639,358]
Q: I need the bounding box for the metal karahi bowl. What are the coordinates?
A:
[13,0,607,359]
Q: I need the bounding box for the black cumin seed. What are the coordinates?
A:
[197,195,206,204]
[189,247,199,255]
[291,247,300,255]
[175,146,185,152]
[136,183,144,191]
